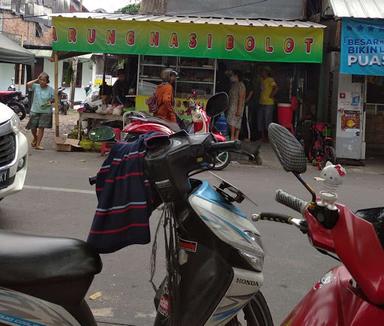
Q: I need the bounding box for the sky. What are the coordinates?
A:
[82,0,136,12]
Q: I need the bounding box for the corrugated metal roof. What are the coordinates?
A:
[52,13,326,28]
[29,49,52,58]
[330,0,384,19]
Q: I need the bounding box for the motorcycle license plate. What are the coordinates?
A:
[0,170,8,186]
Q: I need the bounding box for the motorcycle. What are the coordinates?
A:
[0,93,273,326]
[123,92,231,170]
[58,86,70,115]
[254,122,384,325]
[0,90,27,120]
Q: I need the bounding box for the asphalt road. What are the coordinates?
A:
[1,148,384,325]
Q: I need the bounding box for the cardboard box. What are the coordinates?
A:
[55,137,81,152]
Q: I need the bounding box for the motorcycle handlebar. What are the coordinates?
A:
[208,140,241,152]
[275,189,308,214]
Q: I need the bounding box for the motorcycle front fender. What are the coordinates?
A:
[281,265,384,326]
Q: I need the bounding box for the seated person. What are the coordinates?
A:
[112,69,130,106]
[99,82,112,104]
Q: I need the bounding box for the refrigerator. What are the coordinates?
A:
[335,74,366,160]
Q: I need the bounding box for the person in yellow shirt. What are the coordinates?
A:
[258,67,278,141]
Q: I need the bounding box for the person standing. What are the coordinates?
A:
[227,70,246,141]
[245,72,261,141]
[112,69,130,106]
[154,69,178,123]
[26,72,54,150]
[258,67,278,141]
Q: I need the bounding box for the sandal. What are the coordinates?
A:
[35,146,45,150]
[31,140,37,148]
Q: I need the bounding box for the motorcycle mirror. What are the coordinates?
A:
[88,126,116,142]
[206,92,229,118]
[268,123,307,174]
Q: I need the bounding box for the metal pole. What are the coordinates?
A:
[18,36,24,91]
[54,52,60,137]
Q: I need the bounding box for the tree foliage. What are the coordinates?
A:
[117,3,141,14]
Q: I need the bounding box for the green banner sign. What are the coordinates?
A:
[52,17,324,63]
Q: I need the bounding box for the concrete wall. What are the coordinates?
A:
[0,58,93,103]
[0,63,16,90]
[1,12,53,47]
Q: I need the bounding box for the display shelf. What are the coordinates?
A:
[178,65,215,70]
[137,55,217,99]
[139,77,162,82]
[177,80,214,85]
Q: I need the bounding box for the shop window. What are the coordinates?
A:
[62,61,83,87]
[35,23,43,38]
[14,64,25,84]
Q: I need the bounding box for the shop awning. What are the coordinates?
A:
[0,33,35,65]
[329,0,384,19]
[52,13,325,63]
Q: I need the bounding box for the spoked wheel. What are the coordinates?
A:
[213,151,231,171]
[324,146,336,164]
[226,291,274,326]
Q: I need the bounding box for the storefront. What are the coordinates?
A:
[336,17,384,160]
[51,13,324,137]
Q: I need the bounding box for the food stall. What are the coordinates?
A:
[51,13,325,140]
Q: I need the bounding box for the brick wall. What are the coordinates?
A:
[1,11,53,47]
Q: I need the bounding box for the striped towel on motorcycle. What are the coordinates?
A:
[87,134,164,253]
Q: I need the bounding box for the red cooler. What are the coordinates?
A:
[277,103,293,132]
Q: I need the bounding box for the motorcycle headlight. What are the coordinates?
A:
[10,114,20,133]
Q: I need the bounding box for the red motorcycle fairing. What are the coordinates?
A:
[282,265,384,326]
[0,91,18,96]
[305,205,384,305]
[212,132,226,142]
[124,121,174,136]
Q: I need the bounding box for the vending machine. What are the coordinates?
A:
[335,74,366,160]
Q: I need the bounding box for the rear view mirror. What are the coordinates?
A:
[268,123,307,174]
[206,92,229,118]
[89,126,115,142]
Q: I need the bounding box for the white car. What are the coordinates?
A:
[0,103,28,202]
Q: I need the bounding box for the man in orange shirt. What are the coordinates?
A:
[154,69,178,123]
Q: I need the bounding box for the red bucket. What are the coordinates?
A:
[277,103,293,130]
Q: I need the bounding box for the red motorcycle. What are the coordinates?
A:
[309,122,336,170]
[255,123,384,326]
[123,92,231,170]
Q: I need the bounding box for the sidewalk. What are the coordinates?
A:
[255,143,384,175]
[21,113,384,176]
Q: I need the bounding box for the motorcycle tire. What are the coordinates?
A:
[8,102,26,121]
[324,145,336,164]
[213,151,231,170]
[226,291,274,326]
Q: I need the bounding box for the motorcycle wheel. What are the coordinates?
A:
[213,151,231,170]
[324,145,336,164]
[226,291,274,326]
[9,102,26,121]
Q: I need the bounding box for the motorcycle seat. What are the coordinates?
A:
[0,231,102,286]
